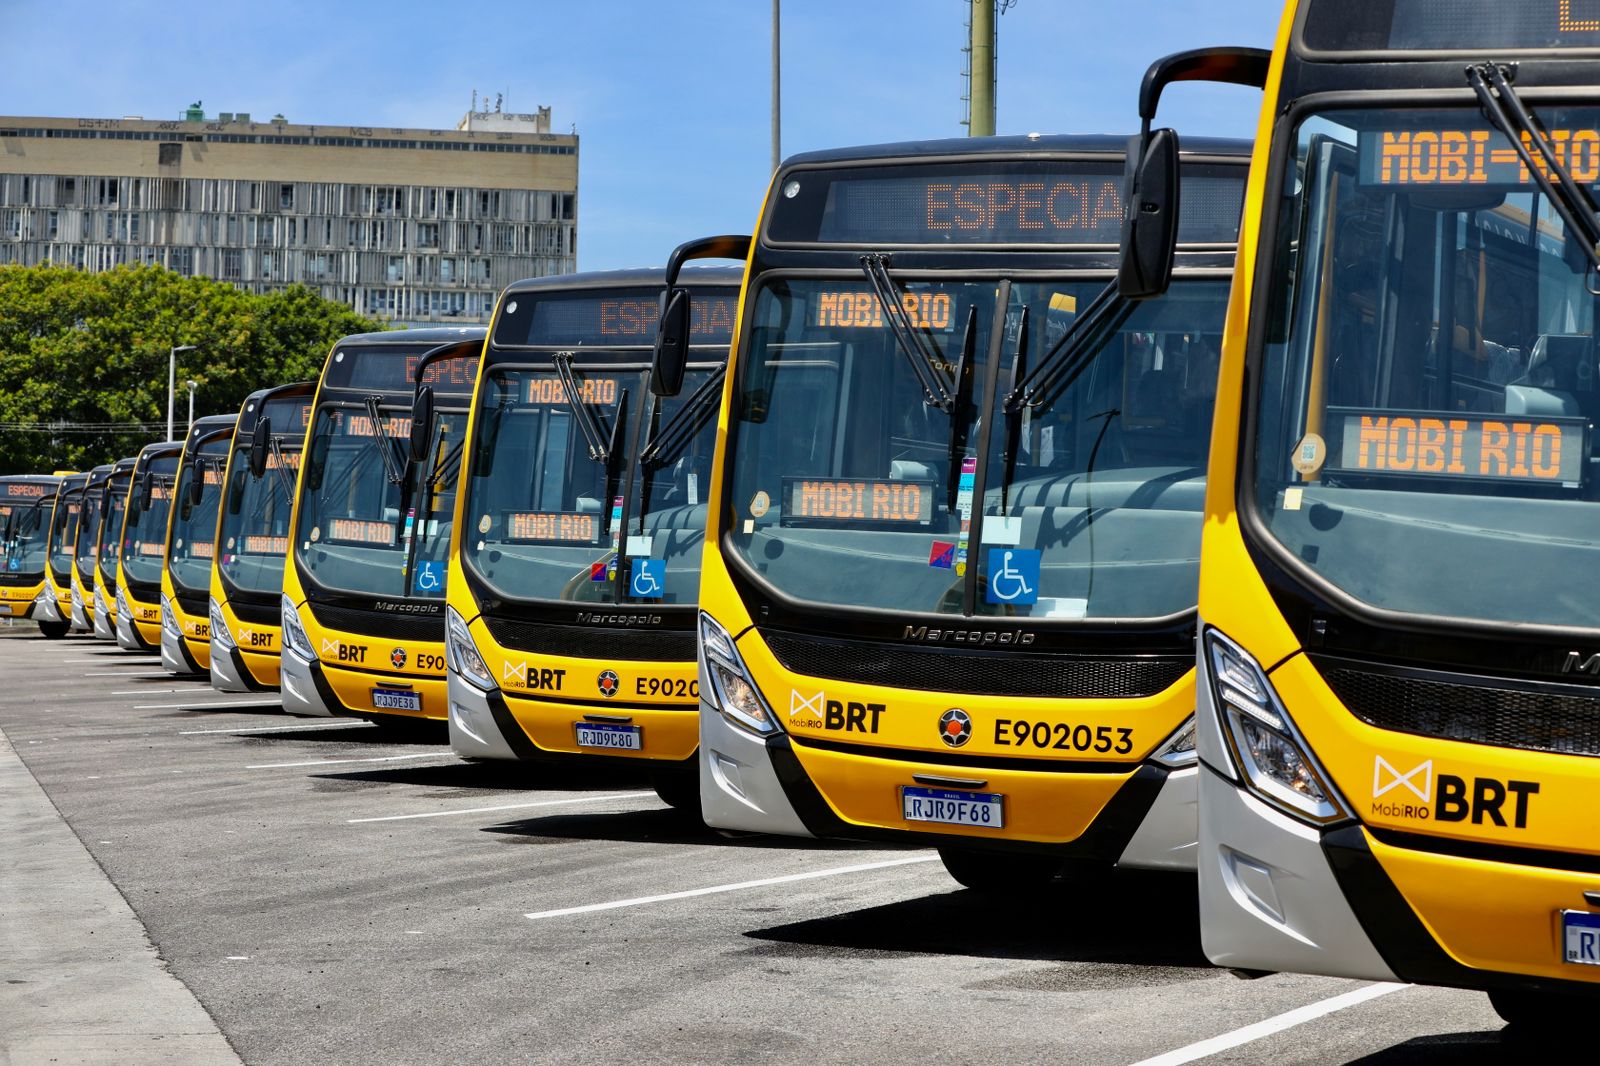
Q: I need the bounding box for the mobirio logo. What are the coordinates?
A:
[1371,755,1540,829]
[901,626,1035,647]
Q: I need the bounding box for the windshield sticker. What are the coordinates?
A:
[1325,408,1587,488]
[981,515,1023,546]
[748,491,770,519]
[954,456,977,577]
[781,478,935,527]
[589,556,617,582]
[1292,433,1327,478]
[929,540,956,570]
[478,514,492,535]
[626,535,653,557]
[610,497,624,551]
[412,560,445,596]
[629,558,664,600]
[986,548,1041,606]
[505,511,600,545]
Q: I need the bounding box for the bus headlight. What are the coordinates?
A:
[1205,629,1347,825]
[1152,715,1198,767]
[280,595,316,662]
[210,600,236,651]
[445,605,495,691]
[161,593,180,637]
[699,611,779,736]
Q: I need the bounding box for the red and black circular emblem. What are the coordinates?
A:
[597,669,620,698]
[938,708,972,748]
[391,647,407,669]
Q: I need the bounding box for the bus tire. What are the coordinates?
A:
[37,619,70,639]
[937,847,1063,891]
[1489,988,1594,1030]
[650,770,701,815]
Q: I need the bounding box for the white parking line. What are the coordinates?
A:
[524,854,941,921]
[1125,983,1408,1066]
[180,722,370,736]
[89,671,171,678]
[246,752,457,770]
[112,687,214,695]
[347,791,658,824]
[135,699,283,710]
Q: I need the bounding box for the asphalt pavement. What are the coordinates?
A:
[0,628,1530,1064]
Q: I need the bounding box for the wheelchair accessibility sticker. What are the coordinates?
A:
[985,548,1040,606]
[412,560,445,595]
[630,558,665,600]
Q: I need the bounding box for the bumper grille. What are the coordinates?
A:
[1315,656,1600,758]
[0,571,42,587]
[307,601,442,642]
[761,630,1190,699]
[482,616,695,662]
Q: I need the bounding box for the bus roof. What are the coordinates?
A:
[185,413,239,448]
[502,266,744,299]
[136,440,185,464]
[331,326,487,348]
[0,474,63,485]
[778,133,1253,170]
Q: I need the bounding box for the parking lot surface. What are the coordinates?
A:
[0,629,1528,1064]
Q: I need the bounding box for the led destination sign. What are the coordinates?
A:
[1325,409,1588,487]
[242,535,289,554]
[526,377,621,406]
[768,161,1245,246]
[495,289,738,348]
[1304,0,1600,52]
[813,291,955,331]
[502,511,601,544]
[3,483,48,498]
[322,345,481,395]
[1360,127,1600,187]
[325,519,397,546]
[781,478,935,526]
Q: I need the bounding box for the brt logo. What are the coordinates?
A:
[1371,756,1540,829]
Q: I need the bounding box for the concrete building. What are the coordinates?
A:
[0,105,578,323]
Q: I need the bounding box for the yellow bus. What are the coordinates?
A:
[280,329,485,728]
[115,441,184,652]
[39,472,88,636]
[443,268,742,807]
[70,464,112,633]
[0,474,65,632]
[1118,5,1600,1029]
[209,386,312,692]
[90,456,137,642]
[159,415,237,676]
[662,134,1251,886]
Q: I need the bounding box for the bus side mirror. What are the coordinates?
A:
[1118,128,1182,301]
[249,418,271,480]
[138,468,155,510]
[306,433,330,492]
[410,386,435,464]
[188,464,207,507]
[651,288,691,397]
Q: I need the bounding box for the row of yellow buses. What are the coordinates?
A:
[5,0,1597,1030]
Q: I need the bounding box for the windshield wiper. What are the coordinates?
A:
[264,435,296,498]
[639,365,726,474]
[999,306,1031,513]
[945,308,979,512]
[1468,62,1600,281]
[553,352,614,463]
[1004,281,1135,418]
[860,254,956,411]
[362,396,408,485]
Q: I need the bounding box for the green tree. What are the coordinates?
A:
[0,264,385,473]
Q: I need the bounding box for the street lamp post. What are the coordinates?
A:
[168,345,196,441]
[186,380,198,432]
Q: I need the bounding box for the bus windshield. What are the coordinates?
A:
[726,276,1230,619]
[75,489,101,580]
[462,361,719,606]
[218,404,306,597]
[1,496,52,578]
[49,492,81,581]
[1253,106,1600,630]
[295,380,470,600]
[120,457,179,585]
[169,440,228,594]
[97,477,129,583]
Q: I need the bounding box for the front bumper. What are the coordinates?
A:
[34,590,63,624]
[91,588,114,640]
[211,640,278,693]
[70,587,89,629]
[280,646,335,717]
[161,625,204,676]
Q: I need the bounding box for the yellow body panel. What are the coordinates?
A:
[321,658,448,721]
[0,578,43,618]
[212,596,282,687]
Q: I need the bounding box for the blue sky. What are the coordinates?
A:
[6,0,1281,271]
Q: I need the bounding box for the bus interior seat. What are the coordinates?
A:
[575,496,601,513]
[1515,334,1599,446]
[891,460,933,481]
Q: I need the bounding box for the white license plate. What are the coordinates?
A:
[575,722,642,750]
[371,688,422,712]
[901,786,1004,828]
[0,604,12,616]
[1563,910,1600,966]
